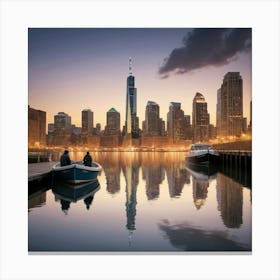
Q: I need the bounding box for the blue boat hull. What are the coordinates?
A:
[53,162,101,184]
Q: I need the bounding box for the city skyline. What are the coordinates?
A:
[28,28,252,129]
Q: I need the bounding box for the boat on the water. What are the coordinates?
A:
[52,161,102,184]
[186,144,220,166]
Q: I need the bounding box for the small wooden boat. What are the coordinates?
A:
[52,161,102,184]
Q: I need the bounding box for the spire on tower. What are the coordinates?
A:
[129,57,132,75]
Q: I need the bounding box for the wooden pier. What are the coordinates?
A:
[28,162,55,182]
[28,162,56,193]
[217,150,252,187]
[218,150,252,170]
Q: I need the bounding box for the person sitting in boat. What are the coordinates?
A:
[60,150,71,166]
[83,151,92,167]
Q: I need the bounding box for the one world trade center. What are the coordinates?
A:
[125,58,139,138]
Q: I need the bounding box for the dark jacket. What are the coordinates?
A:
[60,153,71,166]
[83,154,92,167]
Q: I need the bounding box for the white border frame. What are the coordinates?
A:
[1,1,279,279]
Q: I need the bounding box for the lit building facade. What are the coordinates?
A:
[167,102,185,143]
[216,88,222,135]
[159,118,166,136]
[28,106,46,148]
[125,58,139,138]
[143,101,160,136]
[93,123,101,135]
[219,72,243,137]
[183,115,192,140]
[105,107,120,135]
[48,123,54,134]
[242,117,247,133]
[248,100,252,134]
[192,92,210,142]
[54,112,71,133]
[53,112,72,145]
[82,109,93,135]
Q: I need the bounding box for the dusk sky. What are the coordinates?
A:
[28,28,252,129]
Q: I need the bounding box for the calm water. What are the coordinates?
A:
[28,152,252,252]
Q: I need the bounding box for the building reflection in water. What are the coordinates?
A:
[216,173,243,228]
[141,152,164,200]
[166,163,189,198]
[104,165,121,194]
[122,158,139,247]
[142,165,164,200]
[63,151,244,229]
[192,179,209,210]
[186,164,217,210]
[91,152,122,195]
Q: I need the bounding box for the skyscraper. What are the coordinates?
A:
[219,72,243,137]
[248,100,252,133]
[167,102,185,142]
[53,112,72,145]
[183,115,192,140]
[143,101,160,136]
[82,109,93,135]
[105,107,120,135]
[192,92,210,141]
[125,58,139,138]
[54,112,71,133]
[216,88,222,135]
[28,106,46,147]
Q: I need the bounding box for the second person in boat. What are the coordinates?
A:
[83,151,92,167]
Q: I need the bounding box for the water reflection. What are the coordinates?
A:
[186,164,217,210]
[52,180,100,214]
[166,164,189,198]
[29,152,251,251]
[69,152,191,199]
[158,220,250,251]
[122,158,140,246]
[96,153,121,194]
[142,165,164,200]
[216,173,243,228]
[28,191,47,211]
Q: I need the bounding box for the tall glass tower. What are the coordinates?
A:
[192,92,210,141]
[81,109,93,135]
[125,58,139,137]
[144,101,160,136]
[219,72,243,137]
